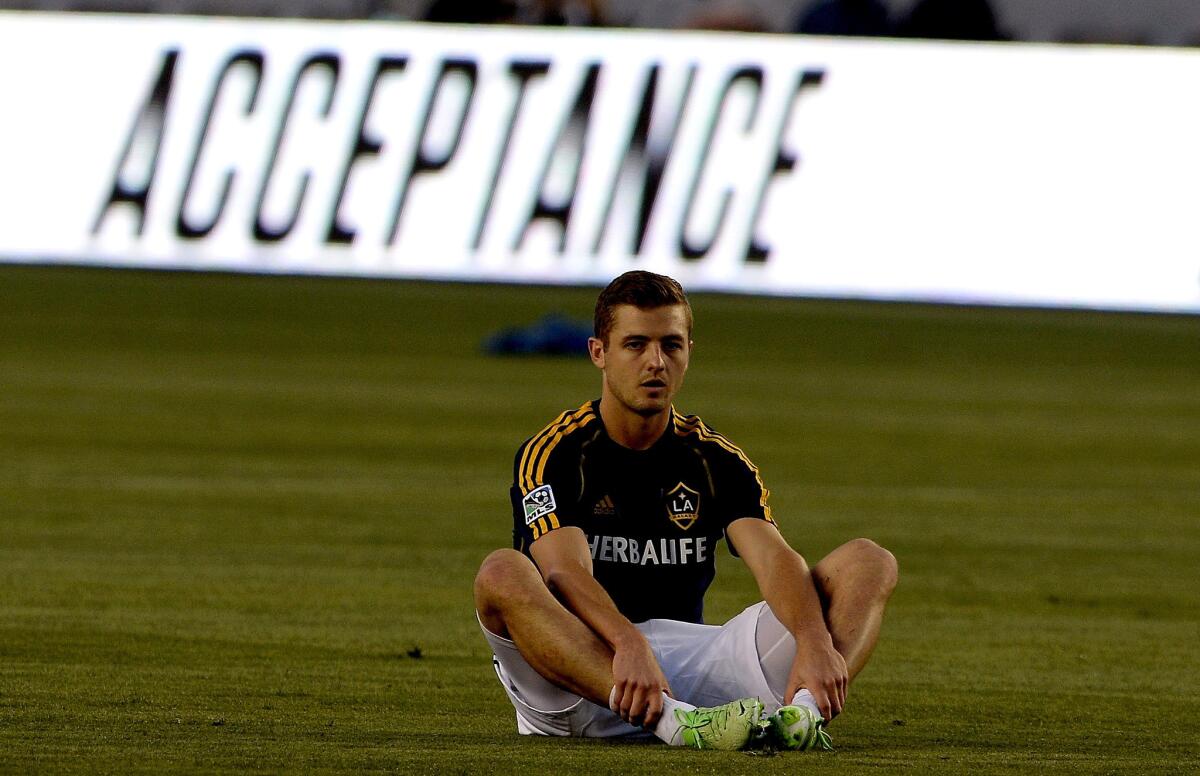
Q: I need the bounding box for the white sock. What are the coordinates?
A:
[608,688,696,745]
[790,689,824,720]
[652,694,695,746]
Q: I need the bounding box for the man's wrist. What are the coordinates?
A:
[791,623,835,648]
[609,624,649,652]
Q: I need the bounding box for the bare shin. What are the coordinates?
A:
[811,538,899,680]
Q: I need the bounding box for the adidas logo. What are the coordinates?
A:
[593,495,616,516]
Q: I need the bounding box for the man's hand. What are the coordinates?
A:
[787,631,848,721]
[531,528,673,727]
[610,635,673,729]
[727,519,850,722]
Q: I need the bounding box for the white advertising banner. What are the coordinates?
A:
[1,11,1199,312]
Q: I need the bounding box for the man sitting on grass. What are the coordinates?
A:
[474,271,898,751]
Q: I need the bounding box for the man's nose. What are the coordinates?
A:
[646,344,666,368]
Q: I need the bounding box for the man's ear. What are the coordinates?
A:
[587,337,606,368]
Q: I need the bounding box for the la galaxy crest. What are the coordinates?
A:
[666,482,700,531]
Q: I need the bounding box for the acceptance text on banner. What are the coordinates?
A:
[2,13,1199,312]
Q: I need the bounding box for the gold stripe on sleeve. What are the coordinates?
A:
[517,408,572,493]
[526,404,594,490]
[532,410,596,487]
[520,403,593,492]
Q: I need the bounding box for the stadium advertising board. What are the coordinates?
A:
[1,12,1199,312]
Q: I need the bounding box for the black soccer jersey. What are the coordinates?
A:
[510,399,775,625]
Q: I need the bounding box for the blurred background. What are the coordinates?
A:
[5,0,1200,47]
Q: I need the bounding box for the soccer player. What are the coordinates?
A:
[474,271,898,751]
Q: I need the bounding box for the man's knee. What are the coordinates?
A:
[843,537,899,595]
[818,538,898,598]
[474,548,545,617]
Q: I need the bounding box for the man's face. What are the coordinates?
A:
[589,304,692,417]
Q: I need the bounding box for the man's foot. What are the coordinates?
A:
[675,698,764,750]
[762,704,834,751]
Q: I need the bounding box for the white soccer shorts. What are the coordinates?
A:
[478,601,788,738]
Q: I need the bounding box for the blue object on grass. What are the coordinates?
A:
[483,313,592,357]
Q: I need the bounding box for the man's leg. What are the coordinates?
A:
[812,537,899,679]
[474,548,615,706]
[757,538,899,700]
[476,549,764,749]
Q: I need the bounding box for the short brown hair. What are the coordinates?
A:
[593,271,693,345]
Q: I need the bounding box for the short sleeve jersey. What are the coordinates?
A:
[510,400,775,625]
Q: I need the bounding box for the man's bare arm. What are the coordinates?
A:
[529,527,672,727]
[726,518,848,720]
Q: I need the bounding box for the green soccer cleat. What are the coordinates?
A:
[676,698,764,750]
[763,704,834,751]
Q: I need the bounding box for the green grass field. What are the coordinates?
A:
[1,265,1198,774]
